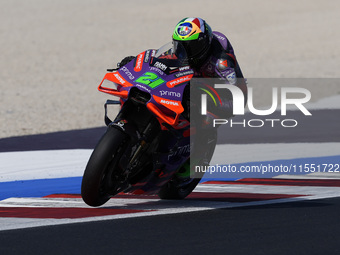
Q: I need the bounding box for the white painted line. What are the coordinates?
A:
[0,191,339,232]
[0,149,91,182]
[1,183,340,231]
[1,144,339,183]
[211,143,340,165]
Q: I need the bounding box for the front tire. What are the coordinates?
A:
[81,127,128,207]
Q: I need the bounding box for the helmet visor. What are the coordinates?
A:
[173,40,188,60]
[173,37,209,60]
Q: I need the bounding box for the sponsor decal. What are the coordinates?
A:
[175,69,194,78]
[178,23,192,36]
[113,72,126,84]
[160,90,181,98]
[179,66,190,71]
[153,95,183,113]
[144,50,151,63]
[150,67,165,76]
[134,52,145,72]
[226,71,236,85]
[153,61,167,71]
[166,74,193,88]
[168,144,190,160]
[161,99,179,106]
[214,33,226,41]
[120,66,135,80]
[151,50,156,57]
[136,84,151,93]
[218,59,228,68]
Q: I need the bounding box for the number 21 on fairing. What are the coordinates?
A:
[135,72,165,89]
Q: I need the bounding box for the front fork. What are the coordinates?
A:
[104,99,161,177]
[103,99,193,193]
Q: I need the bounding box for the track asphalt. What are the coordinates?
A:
[1,197,340,255]
[0,109,339,254]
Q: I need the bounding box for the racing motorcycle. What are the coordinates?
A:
[81,43,217,207]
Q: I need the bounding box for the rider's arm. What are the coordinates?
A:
[206,53,248,120]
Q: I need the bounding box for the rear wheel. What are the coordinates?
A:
[158,177,201,199]
[81,127,128,207]
[158,129,217,200]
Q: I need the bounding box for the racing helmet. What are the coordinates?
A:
[172,17,213,67]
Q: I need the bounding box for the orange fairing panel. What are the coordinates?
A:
[98,72,132,98]
[152,95,184,114]
[147,103,180,126]
[147,95,184,126]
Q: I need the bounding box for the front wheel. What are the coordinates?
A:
[81,127,128,207]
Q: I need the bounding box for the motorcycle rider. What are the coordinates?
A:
[119,17,248,179]
[120,17,247,121]
[173,17,247,121]
[170,17,248,178]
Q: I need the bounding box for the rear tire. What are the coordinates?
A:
[158,129,217,200]
[158,177,201,199]
[81,127,127,207]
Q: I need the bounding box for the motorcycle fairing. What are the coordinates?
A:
[98,49,193,127]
